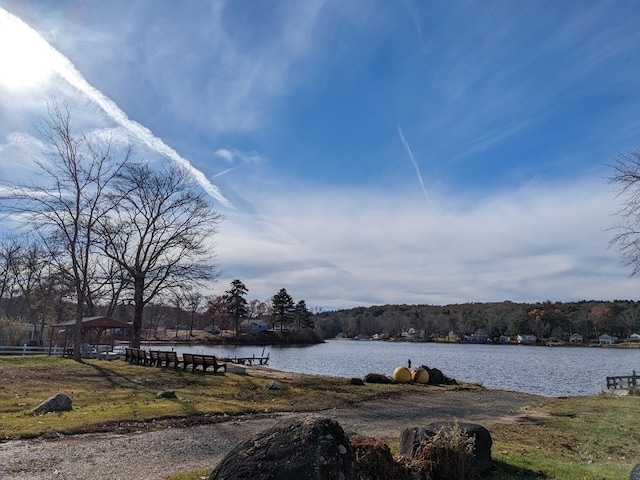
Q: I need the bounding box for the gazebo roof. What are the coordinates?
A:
[51,316,132,330]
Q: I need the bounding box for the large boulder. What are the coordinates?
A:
[420,365,457,385]
[630,462,640,480]
[209,415,360,480]
[32,393,72,415]
[400,422,493,477]
[364,372,393,384]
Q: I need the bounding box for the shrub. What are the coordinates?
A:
[411,422,476,480]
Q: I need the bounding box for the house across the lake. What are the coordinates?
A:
[516,334,537,344]
[569,333,583,343]
[598,334,618,345]
[240,319,268,335]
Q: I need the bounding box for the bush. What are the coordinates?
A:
[411,422,476,480]
[351,436,412,480]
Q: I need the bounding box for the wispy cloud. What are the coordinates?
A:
[0,8,231,207]
[397,124,435,211]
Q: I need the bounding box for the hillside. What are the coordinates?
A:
[314,300,640,343]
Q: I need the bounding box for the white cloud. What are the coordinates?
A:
[214,177,636,309]
[0,7,231,207]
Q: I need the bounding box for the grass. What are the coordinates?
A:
[0,355,400,440]
[1,356,639,480]
[487,395,640,479]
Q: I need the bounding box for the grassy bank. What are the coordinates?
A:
[488,393,639,479]
[0,355,400,439]
[1,356,639,479]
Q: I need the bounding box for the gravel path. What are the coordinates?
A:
[0,389,545,479]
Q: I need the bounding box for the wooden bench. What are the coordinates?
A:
[182,353,227,373]
[157,350,181,369]
[126,347,148,366]
[148,350,160,367]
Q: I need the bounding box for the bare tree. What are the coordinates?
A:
[9,240,63,345]
[0,237,22,317]
[609,150,640,277]
[1,102,129,359]
[98,162,223,347]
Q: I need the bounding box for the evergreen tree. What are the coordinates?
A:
[224,279,248,335]
[271,288,295,326]
[294,299,314,328]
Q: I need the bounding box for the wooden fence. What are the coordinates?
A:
[606,370,639,390]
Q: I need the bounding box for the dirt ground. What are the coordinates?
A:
[0,383,547,480]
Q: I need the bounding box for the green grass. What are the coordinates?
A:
[1,356,639,480]
[487,395,640,479]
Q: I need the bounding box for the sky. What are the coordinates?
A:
[0,1,639,310]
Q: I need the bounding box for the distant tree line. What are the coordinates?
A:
[314,300,640,342]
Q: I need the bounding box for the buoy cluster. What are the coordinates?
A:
[392,365,429,384]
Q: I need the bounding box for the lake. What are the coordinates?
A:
[164,340,640,397]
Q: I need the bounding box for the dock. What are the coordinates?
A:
[606,370,639,390]
[223,353,270,366]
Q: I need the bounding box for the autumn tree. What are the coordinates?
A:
[206,295,228,334]
[224,279,248,335]
[98,162,222,347]
[247,299,268,319]
[0,103,129,359]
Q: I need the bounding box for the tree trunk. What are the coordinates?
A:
[73,302,83,361]
[131,279,144,348]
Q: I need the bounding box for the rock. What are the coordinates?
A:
[420,365,457,385]
[348,377,365,386]
[400,422,493,476]
[364,372,393,384]
[630,462,640,480]
[265,381,278,390]
[156,390,177,399]
[392,366,411,383]
[209,415,360,480]
[32,393,72,415]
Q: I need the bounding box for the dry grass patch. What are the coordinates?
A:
[0,355,400,440]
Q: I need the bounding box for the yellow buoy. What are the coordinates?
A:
[411,367,430,384]
[392,366,411,383]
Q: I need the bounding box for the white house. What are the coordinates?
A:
[598,334,618,345]
[569,333,583,343]
[517,334,537,344]
[240,319,268,334]
[630,333,640,341]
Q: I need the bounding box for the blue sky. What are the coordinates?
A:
[0,1,639,309]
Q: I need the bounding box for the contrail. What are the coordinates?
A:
[0,8,231,208]
[397,124,435,211]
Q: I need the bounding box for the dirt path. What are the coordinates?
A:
[0,388,546,480]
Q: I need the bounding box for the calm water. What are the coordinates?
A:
[165,340,640,397]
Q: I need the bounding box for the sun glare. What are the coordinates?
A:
[0,9,56,90]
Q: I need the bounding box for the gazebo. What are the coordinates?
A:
[48,316,132,356]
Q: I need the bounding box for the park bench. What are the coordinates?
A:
[157,350,181,369]
[148,350,160,366]
[126,347,148,366]
[182,353,227,373]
